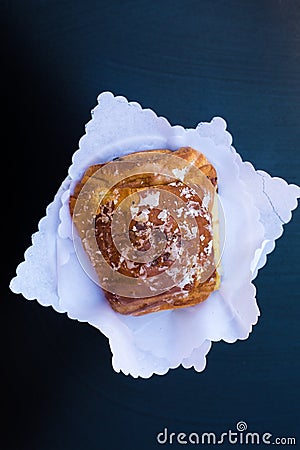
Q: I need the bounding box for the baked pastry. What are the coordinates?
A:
[69,147,220,316]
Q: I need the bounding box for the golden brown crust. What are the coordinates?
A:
[70,147,219,316]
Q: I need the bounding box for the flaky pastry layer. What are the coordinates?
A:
[70,147,220,316]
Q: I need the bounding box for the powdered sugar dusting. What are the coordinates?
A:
[139,191,160,207]
[202,192,211,209]
[172,167,189,181]
[157,209,168,222]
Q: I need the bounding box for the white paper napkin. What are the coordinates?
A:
[10,92,300,378]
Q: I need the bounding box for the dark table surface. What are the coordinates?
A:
[2,1,300,449]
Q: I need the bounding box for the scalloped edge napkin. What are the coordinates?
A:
[10,92,300,378]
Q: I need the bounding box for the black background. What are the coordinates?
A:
[2,1,300,449]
